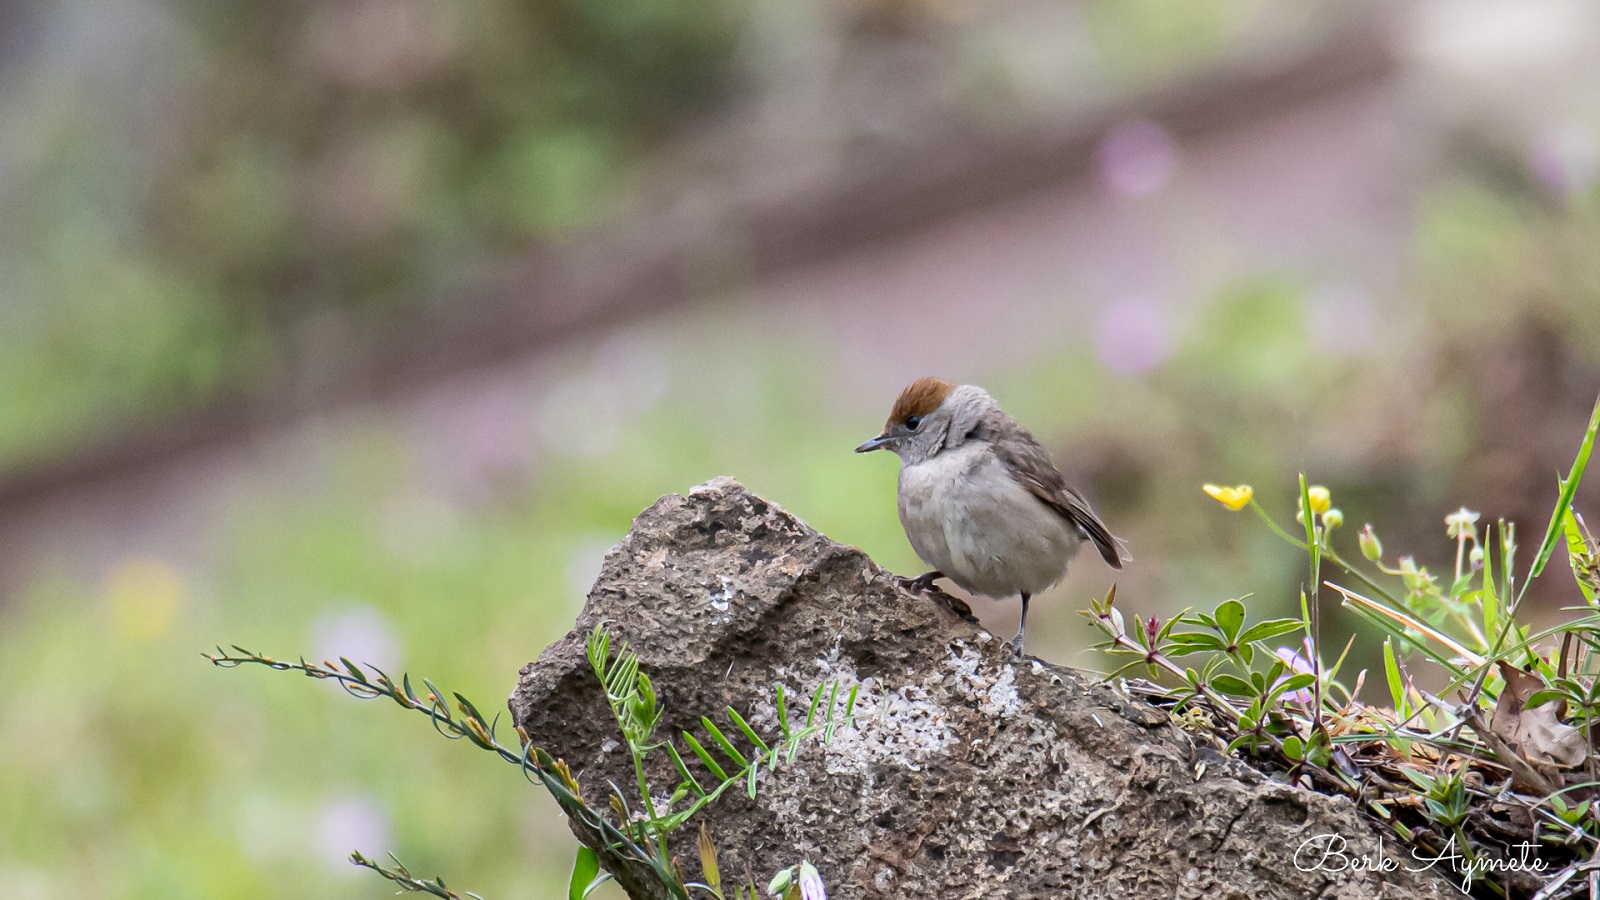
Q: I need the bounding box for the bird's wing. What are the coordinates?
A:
[991,425,1124,570]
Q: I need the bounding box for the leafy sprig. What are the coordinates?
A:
[210,623,852,900]
[350,851,485,900]
[585,622,859,846]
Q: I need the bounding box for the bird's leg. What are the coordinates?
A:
[1009,592,1031,657]
[904,570,944,593]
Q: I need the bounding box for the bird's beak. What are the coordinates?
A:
[855,434,894,453]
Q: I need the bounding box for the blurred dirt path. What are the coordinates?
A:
[0,30,1410,603]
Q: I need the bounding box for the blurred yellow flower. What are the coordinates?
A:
[1202,483,1253,511]
[1306,486,1331,515]
[106,557,184,642]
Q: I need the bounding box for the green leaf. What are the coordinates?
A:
[1532,395,1599,580]
[340,657,369,683]
[822,680,843,743]
[727,708,770,754]
[1214,599,1246,643]
[569,847,600,900]
[637,672,659,718]
[1226,734,1260,755]
[1165,632,1227,649]
[1324,633,1355,684]
[1481,524,1500,637]
[1398,767,1436,792]
[698,823,722,891]
[1303,728,1332,767]
[1524,689,1568,709]
[804,682,827,729]
[775,685,792,740]
[585,625,610,680]
[1382,638,1407,716]
[1163,633,1226,657]
[1211,674,1255,697]
[665,744,706,798]
[1269,673,1316,703]
[1155,613,1187,643]
[1564,509,1598,605]
[1298,476,1322,660]
[1238,618,1305,645]
[682,732,728,781]
[702,718,750,770]
[454,692,488,725]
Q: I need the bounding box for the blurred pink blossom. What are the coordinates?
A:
[1096,120,1177,197]
[1093,298,1171,374]
[1529,121,1599,200]
[316,795,392,873]
[311,605,401,673]
[1306,283,1376,356]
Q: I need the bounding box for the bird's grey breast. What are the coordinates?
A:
[896,443,989,571]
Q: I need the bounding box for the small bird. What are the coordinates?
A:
[855,377,1123,655]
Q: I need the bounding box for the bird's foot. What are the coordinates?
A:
[902,570,944,594]
[1007,633,1027,658]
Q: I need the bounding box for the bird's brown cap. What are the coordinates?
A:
[886,377,955,429]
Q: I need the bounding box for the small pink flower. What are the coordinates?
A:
[1274,639,1316,704]
[797,863,826,900]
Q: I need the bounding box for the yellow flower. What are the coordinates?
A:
[1306,486,1331,515]
[1203,483,1253,511]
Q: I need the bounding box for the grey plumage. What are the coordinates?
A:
[987,419,1124,570]
[856,378,1124,655]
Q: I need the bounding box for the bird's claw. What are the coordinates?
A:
[903,571,943,594]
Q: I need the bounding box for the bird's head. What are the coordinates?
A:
[856,377,996,465]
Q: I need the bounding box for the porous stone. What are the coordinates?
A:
[511,477,1462,899]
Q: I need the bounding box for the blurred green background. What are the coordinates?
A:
[2,0,1600,897]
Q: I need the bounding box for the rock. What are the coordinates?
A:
[510,477,1462,899]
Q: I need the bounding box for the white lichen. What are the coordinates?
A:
[709,575,733,613]
[944,640,1020,718]
[751,649,958,777]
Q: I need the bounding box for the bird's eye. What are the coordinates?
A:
[906,415,923,430]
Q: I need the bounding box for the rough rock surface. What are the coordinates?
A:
[511,478,1463,899]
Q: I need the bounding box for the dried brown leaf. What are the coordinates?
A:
[1490,662,1586,769]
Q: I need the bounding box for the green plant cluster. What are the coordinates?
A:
[1087,397,1600,894]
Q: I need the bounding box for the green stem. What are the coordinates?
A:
[1322,547,1407,615]
[1248,499,1307,549]
[631,745,666,859]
